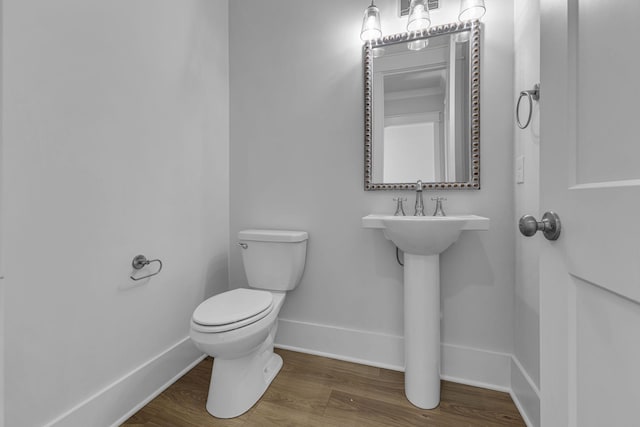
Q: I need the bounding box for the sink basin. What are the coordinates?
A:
[362,213,489,409]
[362,214,489,256]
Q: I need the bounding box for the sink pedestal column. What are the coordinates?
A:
[403,253,440,409]
[362,214,490,409]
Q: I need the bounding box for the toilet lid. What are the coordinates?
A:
[192,288,274,327]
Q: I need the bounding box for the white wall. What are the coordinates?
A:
[512,0,541,425]
[229,0,515,384]
[2,1,229,425]
[0,1,4,424]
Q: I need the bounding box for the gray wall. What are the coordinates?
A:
[2,1,229,425]
[230,0,516,372]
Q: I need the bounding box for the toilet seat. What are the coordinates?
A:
[192,288,274,333]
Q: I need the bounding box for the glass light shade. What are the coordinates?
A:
[408,39,429,51]
[407,0,431,32]
[458,0,486,21]
[360,3,382,42]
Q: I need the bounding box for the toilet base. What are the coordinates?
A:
[205,337,283,418]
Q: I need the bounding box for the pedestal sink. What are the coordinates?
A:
[362,214,489,409]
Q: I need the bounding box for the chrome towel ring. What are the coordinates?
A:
[516,83,540,129]
[130,254,163,281]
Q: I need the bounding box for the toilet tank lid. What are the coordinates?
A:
[238,229,308,243]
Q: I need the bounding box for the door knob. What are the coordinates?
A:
[519,211,561,241]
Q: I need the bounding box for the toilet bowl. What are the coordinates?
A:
[189,229,308,419]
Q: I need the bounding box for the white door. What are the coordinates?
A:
[539,0,640,426]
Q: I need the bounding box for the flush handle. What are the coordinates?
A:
[519,211,561,241]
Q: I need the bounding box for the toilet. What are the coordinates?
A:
[189,229,308,419]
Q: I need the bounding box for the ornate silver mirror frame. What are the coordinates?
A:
[364,20,481,190]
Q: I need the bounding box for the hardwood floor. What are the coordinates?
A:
[123,349,525,426]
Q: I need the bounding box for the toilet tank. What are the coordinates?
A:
[238,229,308,291]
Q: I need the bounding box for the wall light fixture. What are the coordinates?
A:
[360,1,382,42]
[407,0,431,32]
[360,0,486,43]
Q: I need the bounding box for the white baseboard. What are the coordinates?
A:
[275,318,511,392]
[42,320,539,426]
[441,343,511,392]
[275,317,404,371]
[510,356,540,427]
[44,337,205,427]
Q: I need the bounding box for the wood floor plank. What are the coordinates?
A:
[439,382,525,426]
[122,349,526,426]
[260,374,332,416]
[243,401,340,427]
[324,389,434,427]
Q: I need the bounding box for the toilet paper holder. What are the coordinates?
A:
[130,254,163,281]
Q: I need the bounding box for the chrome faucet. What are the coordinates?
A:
[414,180,425,216]
[432,197,447,216]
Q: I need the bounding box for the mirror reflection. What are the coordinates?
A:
[364,23,480,190]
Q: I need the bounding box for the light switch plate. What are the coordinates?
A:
[516,156,525,184]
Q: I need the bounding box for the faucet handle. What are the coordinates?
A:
[393,197,407,216]
[431,197,446,216]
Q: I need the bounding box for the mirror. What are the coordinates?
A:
[364,21,481,190]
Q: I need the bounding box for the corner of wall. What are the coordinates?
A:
[511,1,541,425]
[510,356,540,427]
